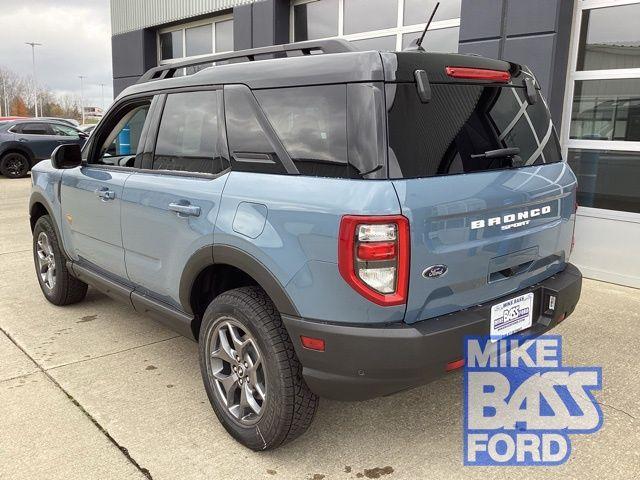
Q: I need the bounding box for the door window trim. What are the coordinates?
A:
[147,89,231,176]
[86,96,153,168]
[85,87,231,180]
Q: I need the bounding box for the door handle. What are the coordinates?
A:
[169,202,201,217]
[95,188,116,201]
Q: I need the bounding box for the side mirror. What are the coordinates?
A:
[51,143,82,169]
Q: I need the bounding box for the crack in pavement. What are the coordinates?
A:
[45,335,181,372]
[596,401,637,420]
[0,326,155,480]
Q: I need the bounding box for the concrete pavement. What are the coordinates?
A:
[0,176,638,479]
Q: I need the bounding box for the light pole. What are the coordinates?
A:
[25,42,42,117]
[99,82,105,112]
[78,75,86,124]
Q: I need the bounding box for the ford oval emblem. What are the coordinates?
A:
[423,265,448,278]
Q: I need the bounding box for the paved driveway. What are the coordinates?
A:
[0,176,638,480]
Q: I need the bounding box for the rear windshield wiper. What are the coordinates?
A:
[470,147,521,160]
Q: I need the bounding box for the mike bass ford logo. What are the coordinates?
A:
[463,336,603,466]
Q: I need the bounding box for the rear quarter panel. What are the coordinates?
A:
[216,172,405,324]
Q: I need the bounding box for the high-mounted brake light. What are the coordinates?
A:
[445,66,511,83]
[338,215,410,306]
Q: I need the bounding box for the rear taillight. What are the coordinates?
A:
[338,215,410,306]
[445,66,511,83]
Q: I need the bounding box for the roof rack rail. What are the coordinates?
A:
[137,38,357,84]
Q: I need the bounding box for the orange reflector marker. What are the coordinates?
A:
[558,314,566,323]
[301,335,325,351]
[446,358,465,372]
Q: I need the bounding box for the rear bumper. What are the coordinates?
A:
[282,263,582,401]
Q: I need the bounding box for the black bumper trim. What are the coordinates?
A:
[282,263,582,401]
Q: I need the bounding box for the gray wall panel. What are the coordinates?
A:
[503,34,555,91]
[459,0,575,129]
[459,0,504,41]
[458,39,501,59]
[506,0,560,36]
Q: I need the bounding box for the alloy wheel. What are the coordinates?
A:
[207,318,267,425]
[36,232,56,290]
[4,154,27,177]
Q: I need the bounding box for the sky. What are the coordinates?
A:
[0,0,113,110]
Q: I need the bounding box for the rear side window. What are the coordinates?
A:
[14,123,52,135]
[154,90,228,175]
[254,85,350,178]
[224,86,287,175]
[387,83,561,179]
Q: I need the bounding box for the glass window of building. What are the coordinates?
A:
[402,27,460,51]
[158,16,234,71]
[576,3,640,71]
[215,19,234,52]
[160,30,183,60]
[186,24,213,57]
[562,1,640,215]
[294,0,339,41]
[343,0,398,35]
[291,0,460,53]
[404,0,462,25]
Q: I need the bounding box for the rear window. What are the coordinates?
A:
[386,83,561,179]
[12,122,53,135]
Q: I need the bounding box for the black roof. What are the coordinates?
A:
[118,38,518,101]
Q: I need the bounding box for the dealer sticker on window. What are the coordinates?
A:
[490,292,534,341]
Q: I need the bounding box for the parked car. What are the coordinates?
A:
[29,39,582,450]
[0,119,87,178]
[79,124,97,134]
[39,117,80,127]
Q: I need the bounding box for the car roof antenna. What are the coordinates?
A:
[406,2,440,51]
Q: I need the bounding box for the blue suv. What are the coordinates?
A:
[29,40,582,450]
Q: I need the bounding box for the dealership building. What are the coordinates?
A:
[110,0,640,288]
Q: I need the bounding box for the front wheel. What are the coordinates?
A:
[199,286,318,450]
[33,215,88,305]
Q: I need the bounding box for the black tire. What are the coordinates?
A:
[0,152,30,178]
[199,286,318,450]
[33,215,88,306]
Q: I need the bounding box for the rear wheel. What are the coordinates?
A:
[199,286,318,450]
[0,152,29,178]
[33,215,88,305]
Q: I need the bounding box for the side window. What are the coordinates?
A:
[254,85,349,178]
[19,123,53,135]
[51,124,80,138]
[153,90,227,174]
[93,102,151,167]
[224,86,287,175]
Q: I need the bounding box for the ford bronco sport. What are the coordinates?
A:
[29,39,582,450]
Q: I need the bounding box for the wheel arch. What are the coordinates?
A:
[0,144,35,166]
[180,245,300,338]
[29,192,54,232]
